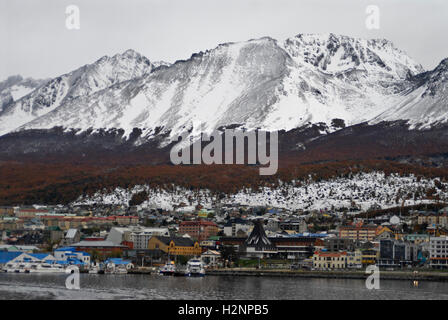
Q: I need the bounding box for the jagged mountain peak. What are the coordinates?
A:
[0,50,154,136]
[2,32,446,143]
[371,56,448,128]
[283,33,424,79]
[0,75,47,113]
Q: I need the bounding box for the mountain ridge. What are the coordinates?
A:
[3,33,439,143]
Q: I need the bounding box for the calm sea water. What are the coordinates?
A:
[0,273,447,300]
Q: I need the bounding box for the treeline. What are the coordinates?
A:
[1,159,448,205]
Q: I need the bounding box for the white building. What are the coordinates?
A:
[131,228,170,249]
[430,236,448,269]
[201,250,221,266]
[107,226,170,249]
[223,219,252,237]
[53,247,90,265]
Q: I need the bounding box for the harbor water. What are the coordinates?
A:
[1,273,448,299]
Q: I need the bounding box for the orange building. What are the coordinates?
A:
[179,220,219,241]
[339,223,378,242]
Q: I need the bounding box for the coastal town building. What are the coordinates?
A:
[324,237,356,252]
[179,220,219,241]
[147,236,202,256]
[223,218,251,237]
[429,236,448,269]
[346,250,363,269]
[312,251,347,270]
[378,239,418,268]
[71,240,127,257]
[418,212,448,228]
[201,249,221,266]
[242,220,277,258]
[361,249,379,266]
[339,223,378,242]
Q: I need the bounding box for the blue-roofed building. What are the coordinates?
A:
[6,252,55,265]
[54,247,90,265]
[0,252,22,265]
[289,232,329,238]
[104,258,132,265]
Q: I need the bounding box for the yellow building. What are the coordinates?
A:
[147,236,202,256]
[361,249,379,266]
[312,251,347,270]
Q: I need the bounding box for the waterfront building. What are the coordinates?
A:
[7,252,55,265]
[346,250,363,269]
[147,236,202,256]
[378,239,418,268]
[53,247,91,265]
[71,240,127,257]
[429,236,448,269]
[201,249,221,266]
[312,251,347,270]
[220,235,324,259]
[361,249,379,266]
[242,220,277,259]
[0,252,22,266]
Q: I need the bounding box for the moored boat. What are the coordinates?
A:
[184,258,205,277]
[159,261,176,276]
[2,262,66,273]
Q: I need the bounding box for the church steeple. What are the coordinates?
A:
[245,219,277,253]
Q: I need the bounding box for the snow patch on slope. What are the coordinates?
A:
[74,172,448,212]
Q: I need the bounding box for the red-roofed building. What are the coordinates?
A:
[179,220,219,241]
[313,250,347,269]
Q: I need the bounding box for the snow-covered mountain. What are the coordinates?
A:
[0,75,47,112]
[0,33,446,144]
[0,49,154,136]
[371,58,448,129]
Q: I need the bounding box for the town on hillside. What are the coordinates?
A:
[1,202,448,273]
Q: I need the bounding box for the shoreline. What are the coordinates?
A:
[205,268,448,282]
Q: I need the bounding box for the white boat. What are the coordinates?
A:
[159,261,176,276]
[3,262,29,273]
[3,262,66,273]
[184,258,205,277]
[30,262,66,273]
[105,262,131,274]
[114,265,128,274]
[88,263,101,274]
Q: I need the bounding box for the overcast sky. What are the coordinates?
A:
[1,0,447,80]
